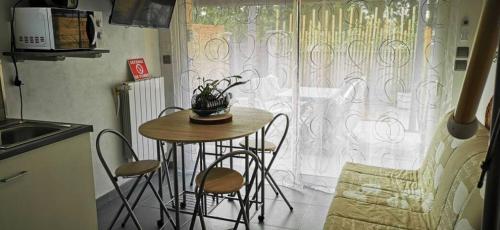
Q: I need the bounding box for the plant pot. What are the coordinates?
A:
[191,93,231,117]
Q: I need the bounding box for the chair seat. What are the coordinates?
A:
[115,160,160,177]
[195,167,244,194]
[238,140,276,152]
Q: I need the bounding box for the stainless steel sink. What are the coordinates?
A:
[0,121,72,149]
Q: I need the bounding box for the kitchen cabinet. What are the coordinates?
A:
[0,133,97,230]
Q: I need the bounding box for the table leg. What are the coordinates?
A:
[156,141,164,226]
[214,141,219,204]
[260,127,265,222]
[230,140,234,169]
[219,141,224,167]
[215,141,221,204]
[215,141,219,166]
[244,136,250,219]
[181,144,186,209]
[172,142,180,230]
[255,131,259,211]
[202,142,207,214]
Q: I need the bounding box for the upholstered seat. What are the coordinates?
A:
[115,160,161,177]
[324,112,490,229]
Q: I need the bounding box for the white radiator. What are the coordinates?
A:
[118,77,165,160]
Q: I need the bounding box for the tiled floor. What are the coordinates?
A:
[97,171,333,230]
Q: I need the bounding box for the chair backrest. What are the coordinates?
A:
[158,106,184,118]
[197,150,260,193]
[265,113,289,154]
[96,129,140,179]
[417,112,490,229]
[157,107,184,155]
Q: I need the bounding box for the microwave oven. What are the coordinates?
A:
[14,7,103,50]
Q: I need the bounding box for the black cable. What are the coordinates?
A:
[478,108,500,188]
[10,0,25,120]
[477,37,500,188]
[18,86,23,120]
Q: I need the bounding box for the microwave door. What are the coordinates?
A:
[51,9,92,50]
[85,12,97,49]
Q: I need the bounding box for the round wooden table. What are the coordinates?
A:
[139,107,273,229]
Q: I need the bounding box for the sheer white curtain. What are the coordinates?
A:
[171,0,456,192]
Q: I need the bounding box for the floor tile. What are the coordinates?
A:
[300,205,330,229]
[263,185,334,207]
[98,169,331,230]
[250,199,307,229]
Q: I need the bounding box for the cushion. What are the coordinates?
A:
[324,112,489,230]
[326,197,432,229]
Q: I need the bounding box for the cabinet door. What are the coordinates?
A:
[0,133,97,230]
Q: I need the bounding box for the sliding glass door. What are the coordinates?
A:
[171,0,455,192]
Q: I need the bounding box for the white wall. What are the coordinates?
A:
[0,0,162,198]
[159,29,175,107]
[477,60,497,124]
[449,0,497,124]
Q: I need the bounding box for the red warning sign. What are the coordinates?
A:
[128,58,150,80]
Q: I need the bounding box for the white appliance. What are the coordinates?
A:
[14,7,103,50]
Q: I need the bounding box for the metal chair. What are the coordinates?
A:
[156,106,184,200]
[96,129,176,230]
[237,113,293,210]
[188,113,294,210]
[190,150,260,230]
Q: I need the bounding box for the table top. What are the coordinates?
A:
[139,107,273,143]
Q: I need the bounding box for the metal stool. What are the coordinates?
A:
[238,113,293,211]
[190,150,260,230]
[156,106,184,200]
[96,129,176,230]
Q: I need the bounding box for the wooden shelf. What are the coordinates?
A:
[2,49,110,61]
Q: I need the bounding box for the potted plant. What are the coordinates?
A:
[191,75,247,116]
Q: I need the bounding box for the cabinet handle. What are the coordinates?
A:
[0,171,28,183]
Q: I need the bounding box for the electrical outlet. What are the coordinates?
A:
[454,60,468,71]
[456,47,469,58]
[163,55,172,64]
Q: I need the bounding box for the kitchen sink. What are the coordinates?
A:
[0,121,72,149]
